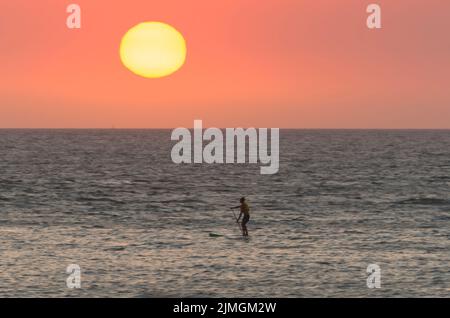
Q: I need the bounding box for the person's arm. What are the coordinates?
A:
[230,205,241,209]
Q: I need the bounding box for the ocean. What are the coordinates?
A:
[0,129,449,297]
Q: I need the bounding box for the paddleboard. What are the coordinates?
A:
[208,233,223,238]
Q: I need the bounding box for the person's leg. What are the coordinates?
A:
[242,216,249,236]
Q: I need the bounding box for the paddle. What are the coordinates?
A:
[230,209,243,235]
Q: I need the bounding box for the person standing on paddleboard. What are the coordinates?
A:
[231,197,250,237]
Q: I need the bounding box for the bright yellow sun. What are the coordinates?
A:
[120,22,186,78]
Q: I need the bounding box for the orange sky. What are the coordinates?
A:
[1,0,449,128]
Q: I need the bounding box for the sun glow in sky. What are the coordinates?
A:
[120,22,186,78]
[0,0,449,128]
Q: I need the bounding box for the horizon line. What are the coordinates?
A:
[1,127,450,130]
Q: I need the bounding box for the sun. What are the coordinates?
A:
[120,22,186,78]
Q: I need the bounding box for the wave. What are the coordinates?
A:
[396,197,450,206]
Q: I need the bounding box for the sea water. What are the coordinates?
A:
[0,129,449,297]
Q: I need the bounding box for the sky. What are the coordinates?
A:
[0,0,449,128]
